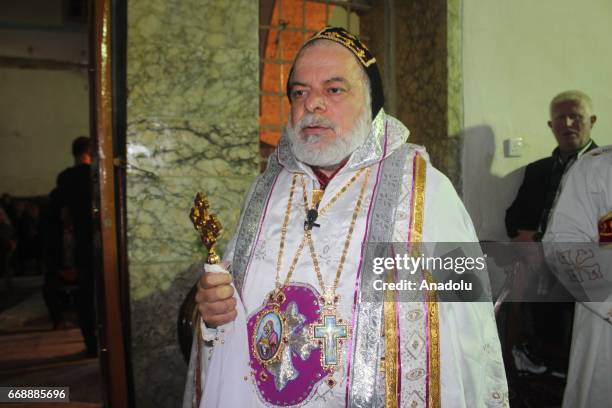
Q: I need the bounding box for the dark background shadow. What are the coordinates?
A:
[461,125,525,242]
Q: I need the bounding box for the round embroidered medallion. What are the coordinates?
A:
[247,283,333,406]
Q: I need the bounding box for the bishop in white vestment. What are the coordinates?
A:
[544,145,612,408]
[183,27,508,408]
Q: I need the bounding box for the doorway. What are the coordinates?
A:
[0,0,132,406]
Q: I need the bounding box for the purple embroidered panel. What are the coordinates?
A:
[247,283,329,406]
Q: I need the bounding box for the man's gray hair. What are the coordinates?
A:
[550,90,594,116]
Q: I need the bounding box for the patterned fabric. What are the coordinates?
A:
[183,110,509,407]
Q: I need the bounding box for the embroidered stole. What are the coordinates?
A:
[190,146,440,407]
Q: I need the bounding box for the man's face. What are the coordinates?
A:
[287,41,368,166]
[548,100,596,153]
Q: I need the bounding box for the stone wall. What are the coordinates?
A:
[126,0,259,405]
[362,0,463,192]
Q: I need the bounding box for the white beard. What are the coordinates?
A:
[286,108,371,167]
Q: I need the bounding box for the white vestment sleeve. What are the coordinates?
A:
[543,151,612,408]
[544,158,612,303]
[544,157,600,242]
[199,264,256,408]
[422,165,509,407]
[183,176,261,408]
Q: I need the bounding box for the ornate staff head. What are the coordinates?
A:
[190,192,223,264]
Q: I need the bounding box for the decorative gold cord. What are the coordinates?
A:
[301,168,371,300]
[274,168,370,291]
[309,167,367,215]
[274,175,298,288]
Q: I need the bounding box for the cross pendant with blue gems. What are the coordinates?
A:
[312,312,347,367]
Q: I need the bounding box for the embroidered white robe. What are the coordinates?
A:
[544,146,612,408]
[184,111,508,408]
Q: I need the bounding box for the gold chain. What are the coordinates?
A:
[301,168,371,300]
[310,167,367,215]
[274,175,298,288]
[275,168,369,290]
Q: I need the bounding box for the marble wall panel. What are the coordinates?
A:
[129,0,255,51]
[363,0,463,192]
[129,262,201,407]
[126,0,258,405]
[127,118,258,178]
[447,0,463,139]
[445,0,463,193]
[126,173,253,265]
[128,47,258,120]
[394,0,449,176]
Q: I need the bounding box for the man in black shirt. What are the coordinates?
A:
[56,136,96,356]
[506,90,597,241]
[505,90,597,376]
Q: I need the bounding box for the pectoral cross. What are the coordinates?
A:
[312,314,347,367]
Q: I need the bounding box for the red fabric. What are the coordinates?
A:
[599,214,612,243]
[311,159,347,190]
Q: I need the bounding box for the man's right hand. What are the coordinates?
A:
[195,270,238,328]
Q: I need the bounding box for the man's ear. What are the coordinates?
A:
[547,120,553,129]
[590,115,597,127]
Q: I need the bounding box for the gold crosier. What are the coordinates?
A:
[188,192,223,408]
[190,192,223,264]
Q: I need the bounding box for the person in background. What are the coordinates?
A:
[505,90,598,376]
[506,90,598,242]
[0,205,16,292]
[41,188,74,329]
[1,194,18,228]
[55,136,96,357]
[16,201,42,275]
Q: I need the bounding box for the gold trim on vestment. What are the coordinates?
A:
[383,153,431,407]
[411,154,441,408]
[384,271,399,408]
[410,154,426,243]
[426,272,441,408]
